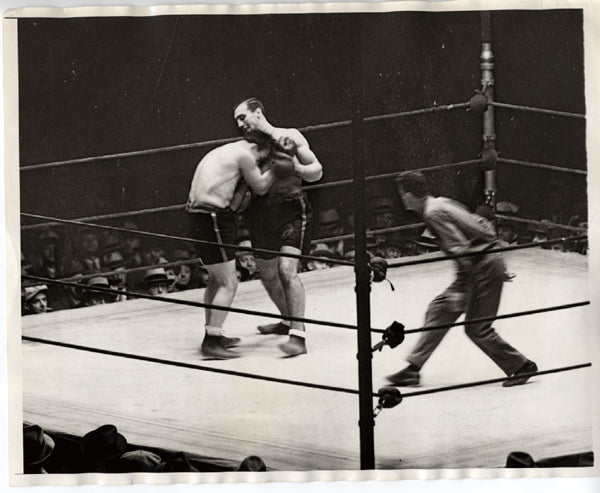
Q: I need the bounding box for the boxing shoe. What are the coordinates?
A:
[502,360,538,387]
[278,335,307,357]
[385,364,421,387]
[201,335,241,360]
[220,335,242,348]
[257,322,290,335]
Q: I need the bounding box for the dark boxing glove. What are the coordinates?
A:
[370,256,388,283]
[271,150,296,179]
[274,136,298,156]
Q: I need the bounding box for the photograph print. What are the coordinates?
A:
[5,2,596,484]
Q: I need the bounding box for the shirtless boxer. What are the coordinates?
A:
[187,137,277,359]
[233,98,323,357]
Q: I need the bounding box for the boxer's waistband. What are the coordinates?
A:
[185,201,235,214]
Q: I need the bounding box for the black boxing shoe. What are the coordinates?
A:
[257,322,290,335]
[385,365,421,387]
[278,335,307,357]
[502,360,538,387]
[221,335,242,348]
[201,336,240,360]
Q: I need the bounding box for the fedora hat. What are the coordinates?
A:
[143,267,168,285]
[119,450,162,472]
[82,424,127,460]
[318,208,340,226]
[154,452,199,472]
[23,423,55,466]
[87,276,110,288]
[104,251,126,269]
[506,451,536,468]
[22,284,48,303]
[237,455,267,472]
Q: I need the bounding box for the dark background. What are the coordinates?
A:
[18,9,587,247]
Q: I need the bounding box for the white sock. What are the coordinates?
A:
[205,325,224,337]
[289,328,306,339]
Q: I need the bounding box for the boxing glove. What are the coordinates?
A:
[271,151,296,179]
[274,136,298,156]
[370,257,388,283]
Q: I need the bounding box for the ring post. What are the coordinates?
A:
[480,11,497,206]
[350,14,376,470]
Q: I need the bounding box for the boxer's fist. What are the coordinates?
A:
[271,151,296,179]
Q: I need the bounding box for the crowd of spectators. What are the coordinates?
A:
[21,191,588,316]
[23,421,267,474]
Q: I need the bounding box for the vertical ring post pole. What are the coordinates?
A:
[480,11,497,206]
[349,13,376,470]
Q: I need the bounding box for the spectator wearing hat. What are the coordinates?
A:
[529,220,552,246]
[495,201,521,245]
[77,229,102,271]
[103,251,128,302]
[51,259,86,311]
[23,422,55,474]
[143,267,169,296]
[22,284,49,315]
[30,228,61,276]
[413,228,439,255]
[82,276,115,306]
[122,220,144,265]
[169,248,200,291]
[118,450,162,473]
[314,207,346,258]
[82,424,128,473]
[368,195,404,254]
[28,228,64,309]
[154,452,199,472]
[235,237,259,282]
[305,243,338,271]
[237,455,267,472]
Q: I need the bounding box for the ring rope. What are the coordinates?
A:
[312,222,426,245]
[387,234,588,270]
[20,213,587,277]
[400,363,591,399]
[58,257,207,284]
[23,274,589,340]
[495,214,588,233]
[20,102,471,172]
[22,274,361,332]
[363,102,471,122]
[21,335,360,395]
[490,101,586,120]
[20,160,479,232]
[20,334,591,398]
[20,212,354,267]
[403,301,590,335]
[498,157,587,176]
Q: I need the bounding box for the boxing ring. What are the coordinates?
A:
[21,247,591,470]
[16,10,593,476]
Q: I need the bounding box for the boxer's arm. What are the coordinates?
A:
[287,129,323,182]
[239,152,275,195]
